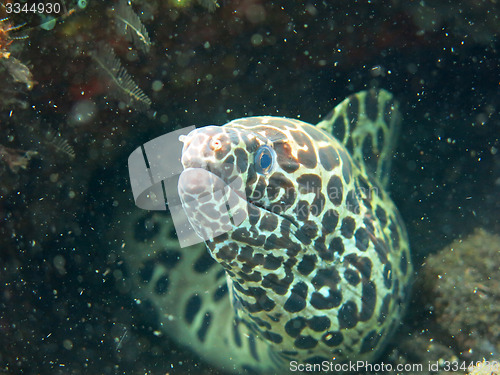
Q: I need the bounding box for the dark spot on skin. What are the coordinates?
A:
[297,254,316,276]
[355,227,370,252]
[267,173,296,212]
[264,254,283,270]
[220,155,235,179]
[377,128,385,151]
[340,217,356,238]
[283,282,308,313]
[281,219,291,237]
[338,300,358,329]
[297,221,318,244]
[259,213,278,232]
[237,246,253,263]
[234,147,248,173]
[348,95,359,129]
[197,312,212,342]
[383,263,392,289]
[297,174,322,194]
[373,238,389,264]
[366,90,379,122]
[246,164,257,186]
[327,175,343,206]
[249,315,272,330]
[200,202,221,220]
[298,149,317,169]
[375,206,387,227]
[389,222,400,249]
[274,141,300,173]
[333,115,346,143]
[329,237,344,255]
[400,250,409,275]
[346,189,360,214]
[285,317,307,338]
[314,236,331,262]
[345,254,373,280]
[193,250,215,273]
[295,335,318,349]
[378,294,392,324]
[158,250,182,268]
[233,320,242,347]
[308,316,331,331]
[249,287,276,312]
[310,290,342,310]
[292,130,317,169]
[318,146,340,171]
[262,272,292,295]
[344,269,360,286]
[311,193,325,218]
[360,329,382,354]
[213,283,228,302]
[139,259,155,283]
[248,334,259,361]
[262,330,283,344]
[363,216,375,234]
[393,279,400,300]
[312,269,340,289]
[338,149,352,185]
[248,202,261,226]
[294,200,310,221]
[321,209,339,234]
[185,294,202,324]
[135,214,159,242]
[217,244,236,262]
[322,331,343,347]
[287,243,301,257]
[154,275,169,295]
[240,270,262,282]
[345,137,354,155]
[249,176,267,202]
[232,228,266,247]
[213,232,229,244]
[362,135,377,171]
[264,234,291,250]
[358,174,371,191]
[359,281,377,321]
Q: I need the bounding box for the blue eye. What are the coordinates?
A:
[255,145,275,174]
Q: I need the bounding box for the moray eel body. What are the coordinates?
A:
[115,90,412,373]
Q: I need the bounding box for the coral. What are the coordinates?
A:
[0,144,37,173]
[467,359,500,375]
[419,229,500,360]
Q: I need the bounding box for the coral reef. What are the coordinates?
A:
[418,229,500,360]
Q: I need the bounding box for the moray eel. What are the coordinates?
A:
[115,89,412,373]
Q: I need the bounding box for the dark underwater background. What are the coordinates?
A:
[0,0,499,374]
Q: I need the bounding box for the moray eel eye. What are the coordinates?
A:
[254,145,275,175]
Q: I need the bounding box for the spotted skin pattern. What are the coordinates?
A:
[112,89,412,373]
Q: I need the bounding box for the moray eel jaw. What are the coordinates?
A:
[178,167,247,242]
